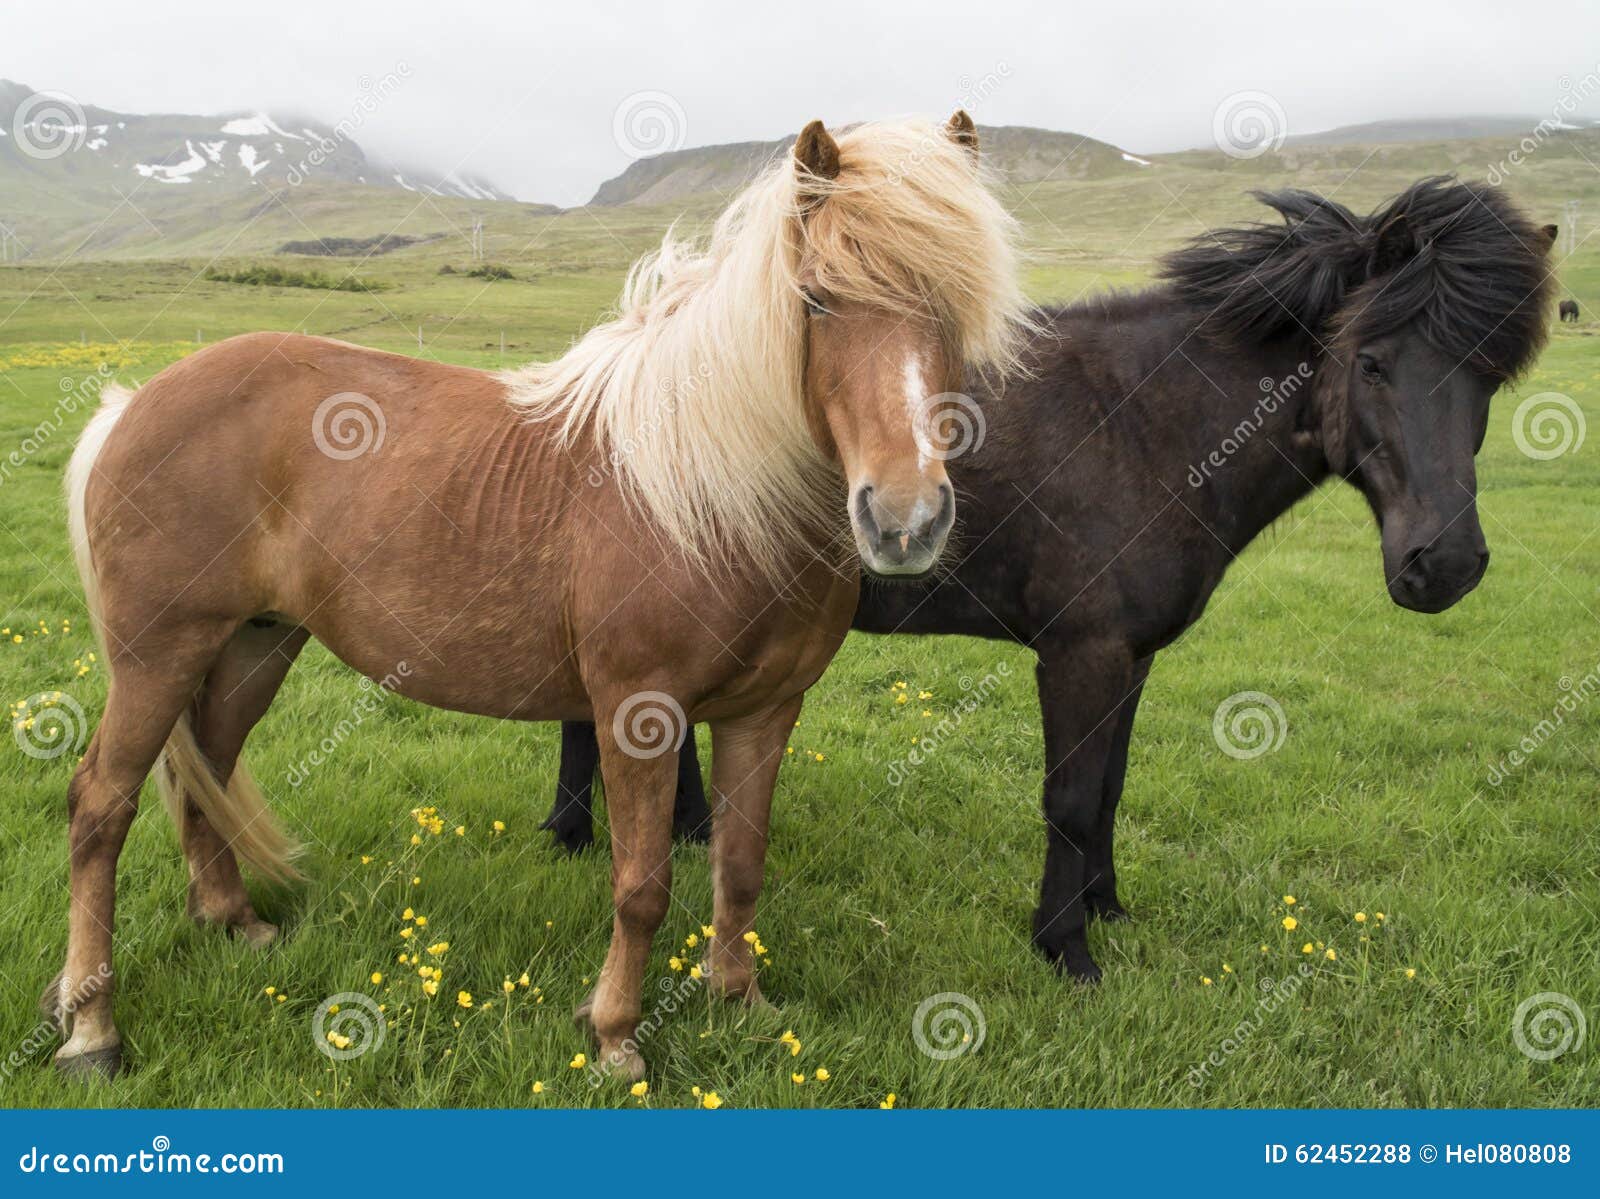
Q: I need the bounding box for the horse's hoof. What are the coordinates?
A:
[1088,898,1132,923]
[541,817,594,855]
[598,1043,646,1083]
[55,1044,122,1082]
[238,919,278,949]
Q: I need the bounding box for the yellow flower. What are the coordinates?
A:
[399,927,414,939]
[689,965,703,980]
[411,876,421,886]
[326,1031,351,1050]
[895,693,909,705]
[1221,963,1233,974]
[422,979,439,997]
[1324,948,1337,961]
[701,1091,723,1110]
[743,931,759,945]
[532,1081,544,1094]
[1375,912,1386,922]
[1283,895,1296,906]
[275,994,286,1003]
[1404,968,1417,980]
[630,1081,649,1098]
[397,953,410,965]
[427,941,450,957]
[814,1067,830,1081]
[503,978,515,994]
[1354,912,1367,923]
[360,855,373,865]
[403,907,414,921]
[702,925,716,938]
[1281,916,1297,931]
[685,933,699,949]
[493,820,506,833]
[779,1030,802,1056]
[414,916,428,928]
[917,690,932,700]
[1259,944,1269,954]
[668,956,684,972]
[1201,976,1213,986]
[517,972,530,987]
[569,1053,586,1069]
[1302,943,1314,954]
[370,972,383,985]
[263,986,276,996]
[880,1093,897,1110]
[455,825,465,836]
[410,834,422,846]
[813,752,825,762]
[791,1072,806,1084]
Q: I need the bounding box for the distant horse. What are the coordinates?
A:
[547,179,1557,983]
[1560,298,1580,322]
[49,113,1029,1080]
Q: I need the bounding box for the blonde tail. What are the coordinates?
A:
[65,382,301,883]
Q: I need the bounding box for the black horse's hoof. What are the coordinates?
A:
[1087,896,1132,923]
[1034,930,1103,984]
[55,1044,122,1082]
[541,816,594,855]
[673,817,712,845]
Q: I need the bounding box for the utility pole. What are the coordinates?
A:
[471,218,484,261]
[1564,200,1580,257]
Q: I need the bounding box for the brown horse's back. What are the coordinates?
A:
[85,332,590,716]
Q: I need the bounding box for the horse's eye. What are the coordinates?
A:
[801,289,826,316]
[1357,353,1383,384]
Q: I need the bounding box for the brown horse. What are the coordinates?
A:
[49,112,1029,1080]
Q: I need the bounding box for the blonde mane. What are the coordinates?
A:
[503,117,1029,581]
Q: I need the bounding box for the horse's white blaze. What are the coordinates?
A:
[903,351,933,476]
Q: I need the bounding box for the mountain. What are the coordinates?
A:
[1285,115,1600,147]
[588,124,1154,206]
[0,79,515,202]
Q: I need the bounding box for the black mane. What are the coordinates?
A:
[1160,176,1553,379]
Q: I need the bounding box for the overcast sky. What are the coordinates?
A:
[10,0,1600,206]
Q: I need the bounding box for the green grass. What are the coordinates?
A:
[0,157,1598,1110]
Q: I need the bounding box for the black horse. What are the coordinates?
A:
[1560,298,1580,322]
[546,177,1557,983]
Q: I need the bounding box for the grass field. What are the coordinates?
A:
[1,158,1598,1109]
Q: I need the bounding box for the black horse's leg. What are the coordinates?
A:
[543,721,602,852]
[1085,656,1151,922]
[672,725,712,842]
[1032,640,1131,983]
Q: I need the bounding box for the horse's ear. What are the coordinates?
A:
[1369,212,1414,277]
[794,120,841,184]
[946,110,979,158]
[1539,224,1559,255]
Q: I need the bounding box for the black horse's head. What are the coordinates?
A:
[1163,177,1557,613]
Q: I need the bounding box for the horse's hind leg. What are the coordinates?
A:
[543,721,601,853]
[54,627,233,1080]
[702,696,802,1005]
[1085,657,1150,922]
[181,621,309,945]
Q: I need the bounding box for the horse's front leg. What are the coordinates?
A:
[1085,655,1151,922]
[702,696,803,1005]
[580,703,681,1081]
[1032,639,1132,982]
